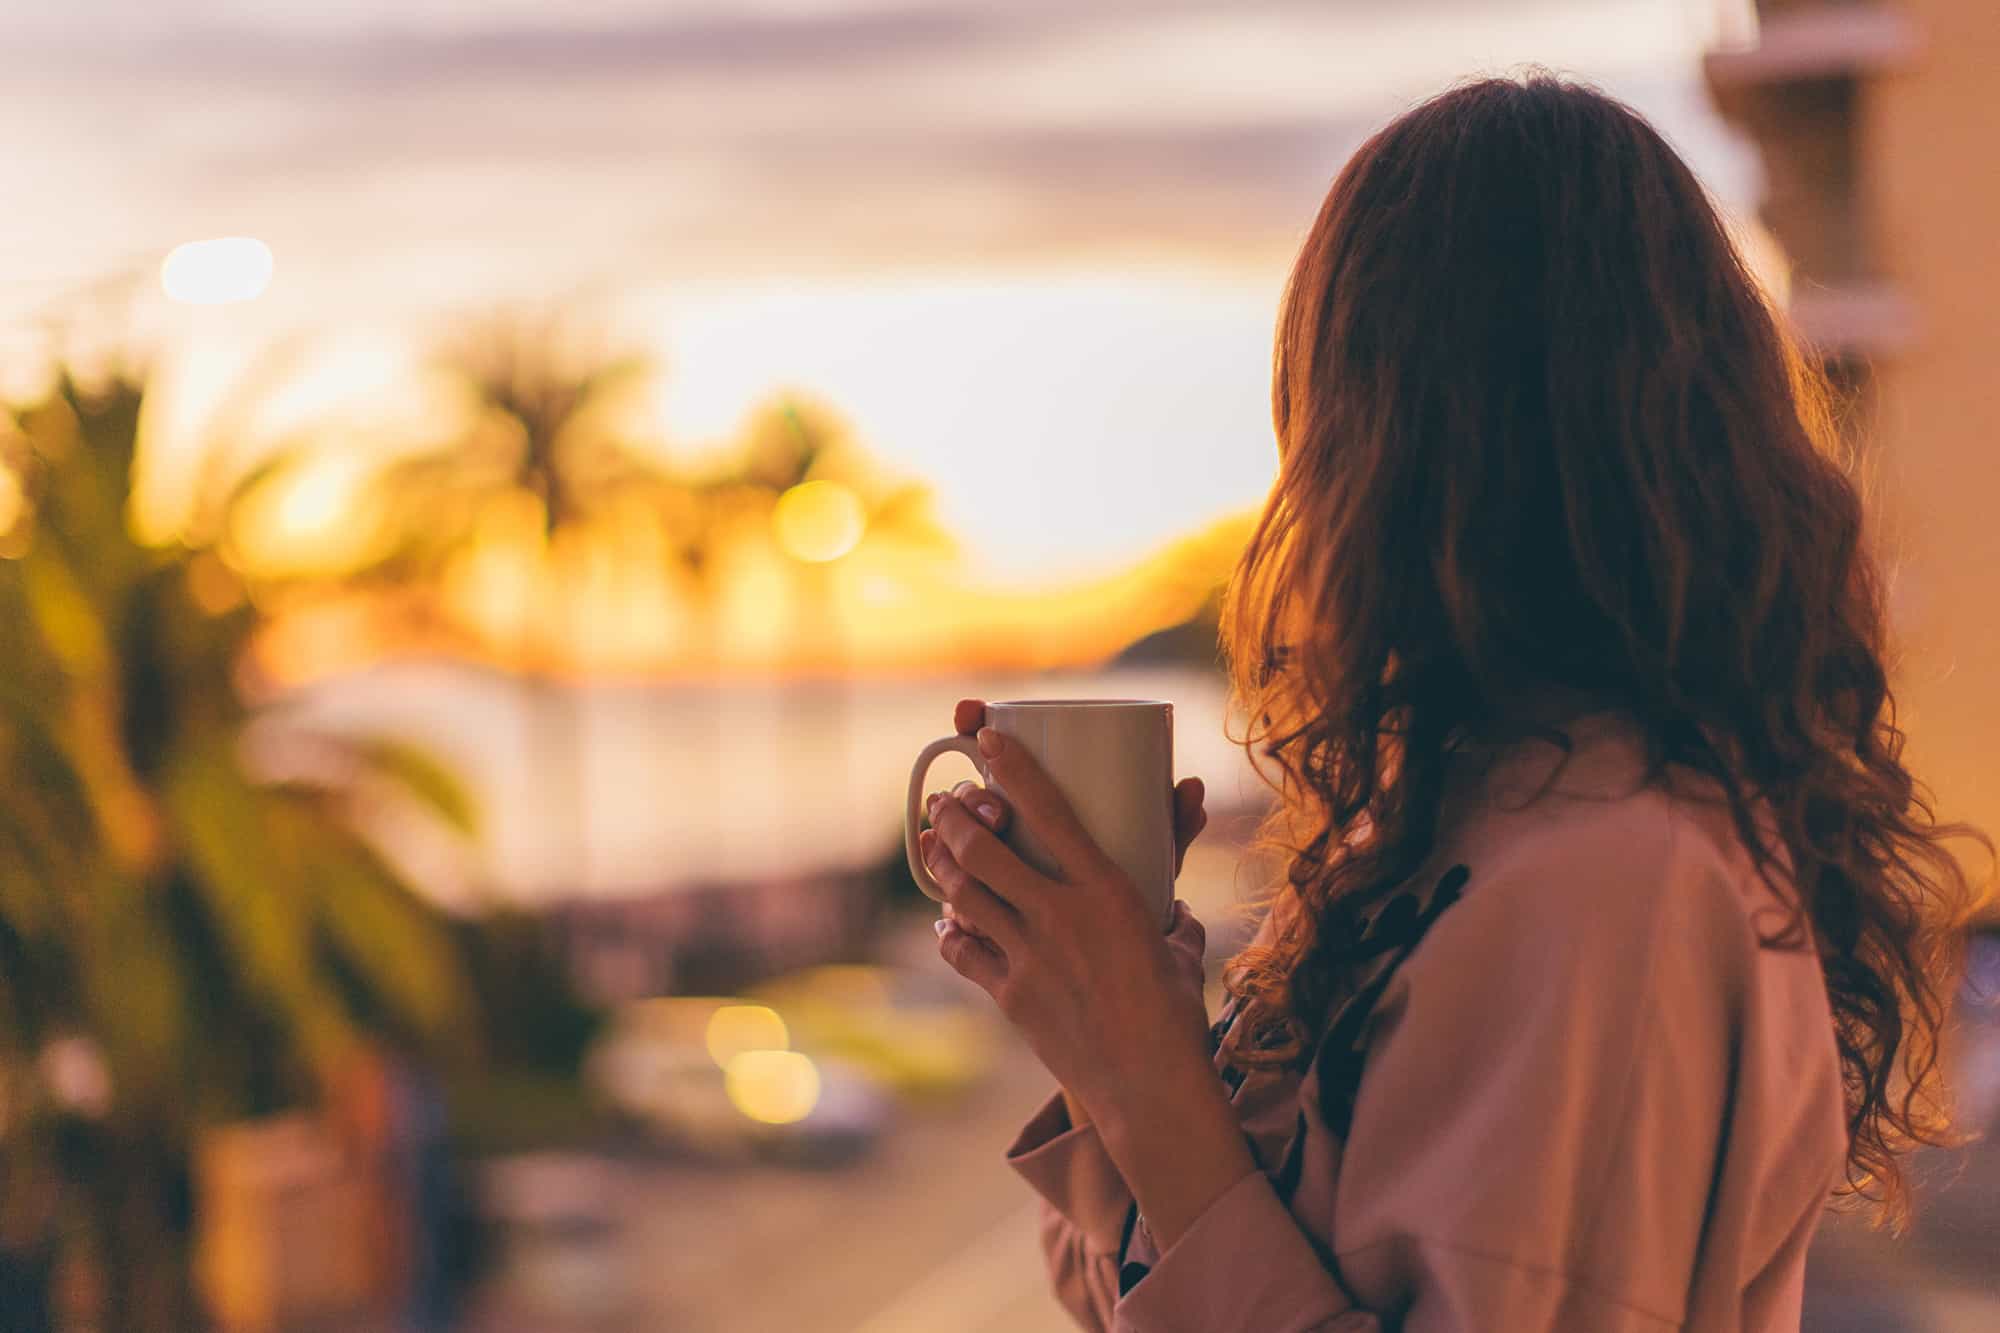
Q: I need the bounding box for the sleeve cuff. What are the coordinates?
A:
[1004,1089,1135,1253]
[1113,1170,1364,1333]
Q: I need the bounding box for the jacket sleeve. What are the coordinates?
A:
[1005,1091,1134,1330]
[1113,1168,1383,1332]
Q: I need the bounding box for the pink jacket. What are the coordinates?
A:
[1006,712,1848,1331]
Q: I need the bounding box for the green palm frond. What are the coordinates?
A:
[163,739,355,1073]
[0,357,606,1323]
[70,862,191,1107]
[343,735,480,836]
[306,817,471,1047]
[0,693,97,859]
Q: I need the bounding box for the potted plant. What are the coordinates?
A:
[0,371,480,1329]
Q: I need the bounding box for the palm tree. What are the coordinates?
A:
[230,327,956,927]
[350,338,954,900]
[731,393,957,657]
[0,372,477,1327]
[343,314,658,899]
[722,397,958,942]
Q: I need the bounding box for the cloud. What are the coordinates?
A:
[1,0,1746,332]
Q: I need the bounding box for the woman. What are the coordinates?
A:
[914,75,1985,1331]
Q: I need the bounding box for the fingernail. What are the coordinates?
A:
[976,727,1002,758]
[974,799,1000,825]
[933,917,950,938]
[926,792,941,817]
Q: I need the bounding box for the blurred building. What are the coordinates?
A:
[1710,7,2000,1325]
[549,872,883,1006]
[1705,0,2000,911]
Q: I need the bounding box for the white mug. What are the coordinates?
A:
[904,699,1176,931]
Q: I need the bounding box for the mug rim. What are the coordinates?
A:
[986,698,1170,709]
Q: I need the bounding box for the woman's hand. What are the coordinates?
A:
[917,698,1256,1246]
[918,699,1211,1098]
[930,704,1209,861]
[931,697,1209,939]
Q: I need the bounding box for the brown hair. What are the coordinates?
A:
[1220,74,1988,1227]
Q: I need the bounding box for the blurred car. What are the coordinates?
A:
[585,961,996,1165]
[746,962,997,1099]
[584,996,891,1165]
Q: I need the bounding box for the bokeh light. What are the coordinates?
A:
[704,1004,789,1067]
[223,455,383,576]
[0,467,24,539]
[723,1049,821,1125]
[160,237,273,306]
[773,479,865,563]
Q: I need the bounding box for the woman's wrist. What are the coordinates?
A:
[1088,1048,1256,1250]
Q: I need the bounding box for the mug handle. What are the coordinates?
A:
[905,734,990,902]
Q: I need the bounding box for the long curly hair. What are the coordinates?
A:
[1219,74,1989,1228]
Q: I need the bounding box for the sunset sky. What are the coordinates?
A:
[5,0,1760,579]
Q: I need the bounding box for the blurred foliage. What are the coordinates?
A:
[1112,584,1227,670]
[433,911,610,1157]
[870,813,937,915]
[450,913,600,1077]
[364,315,660,585]
[0,372,489,1327]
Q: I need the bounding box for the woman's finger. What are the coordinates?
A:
[951,780,1010,833]
[920,827,1024,950]
[941,900,994,945]
[1173,776,1208,875]
[1162,899,1208,993]
[936,918,1007,995]
[1164,897,1207,959]
[929,793,1047,904]
[971,728,1114,883]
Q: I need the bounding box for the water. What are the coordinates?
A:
[271,663,1258,908]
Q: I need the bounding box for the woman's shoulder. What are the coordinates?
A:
[1428,715,1803,972]
[1366,737,1835,1112]
[1459,710,1784,874]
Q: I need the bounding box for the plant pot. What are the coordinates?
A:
[192,1113,382,1332]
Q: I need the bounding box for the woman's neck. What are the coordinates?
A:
[1460,681,1624,750]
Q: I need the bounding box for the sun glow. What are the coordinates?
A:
[224,454,387,576]
[160,237,274,306]
[635,271,1280,580]
[126,266,1270,682]
[773,479,866,563]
